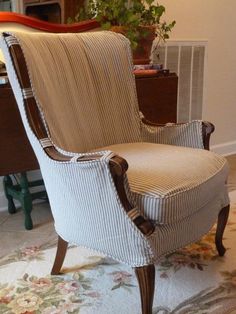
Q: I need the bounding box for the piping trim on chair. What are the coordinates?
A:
[4,35,18,46]
[22,87,34,99]
[40,138,53,149]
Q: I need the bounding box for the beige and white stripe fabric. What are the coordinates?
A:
[9,31,141,153]
[0,31,230,267]
[98,142,229,224]
[4,31,206,152]
[141,118,205,149]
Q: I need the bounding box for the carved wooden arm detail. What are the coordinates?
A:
[201,121,215,150]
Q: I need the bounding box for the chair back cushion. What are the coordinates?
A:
[11,31,141,152]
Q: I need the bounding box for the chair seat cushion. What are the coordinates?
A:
[100,143,229,224]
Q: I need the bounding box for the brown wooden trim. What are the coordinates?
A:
[202,121,215,150]
[7,33,155,236]
[141,117,215,151]
[215,205,230,256]
[135,264,155,314]
[109,157,155,236]
[0,12,99,33]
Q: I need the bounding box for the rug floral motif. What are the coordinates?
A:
[1,204,236,314]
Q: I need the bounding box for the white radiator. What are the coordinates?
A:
[151,40,207,123]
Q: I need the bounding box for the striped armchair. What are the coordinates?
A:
[0,31,229,314]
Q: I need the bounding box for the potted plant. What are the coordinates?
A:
[71,0,175,64]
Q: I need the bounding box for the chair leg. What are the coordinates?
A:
[51,236,68,275]
[135,264,155,314]
[215,205,230,256]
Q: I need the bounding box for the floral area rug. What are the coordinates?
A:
[1,193,236,314]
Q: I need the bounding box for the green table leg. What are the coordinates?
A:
[3,172,47,230]
[3,175,16,214]
[19,173,33,230]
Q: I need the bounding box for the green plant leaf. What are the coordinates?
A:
[101,21,112,30]
[71,0,175,52]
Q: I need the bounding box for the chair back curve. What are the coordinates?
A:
[5,31,142,153]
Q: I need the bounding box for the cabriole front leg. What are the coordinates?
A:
[135,264,155,314]
[51,236,68,275]
[215,205,230,256]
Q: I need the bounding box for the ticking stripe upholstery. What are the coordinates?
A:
[0,31,230,267]
[141,119,205,149]
[9,31,141,153]
[98,143,229,224]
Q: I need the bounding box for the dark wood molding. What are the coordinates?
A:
[0,12,99,33]
[109,157,155,236]
[202,121,215,150]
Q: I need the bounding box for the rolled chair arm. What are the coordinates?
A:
[141,116,215,150]
[35,153,155,265]
[46,146,155,237]
[202,121,215,150]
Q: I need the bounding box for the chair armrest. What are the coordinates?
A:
[37,150,155,264]
[202,121,215,150]
[141,117,215,150]
[43,145,155,237]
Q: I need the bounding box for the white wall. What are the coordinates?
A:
[160,0,236,152]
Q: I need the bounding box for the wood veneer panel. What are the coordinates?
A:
[136,73,178,124]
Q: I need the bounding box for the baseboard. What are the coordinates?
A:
[211,141,236,156]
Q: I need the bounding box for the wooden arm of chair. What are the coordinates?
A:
[201,121,215,150]
[109,156,155,236]
[45,149,155,236]
[141,117,215,150]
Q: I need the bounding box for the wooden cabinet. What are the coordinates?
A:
[0,84,38,176]
[136,72,178,124]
